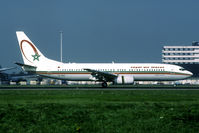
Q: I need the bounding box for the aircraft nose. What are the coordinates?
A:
[187,71,193,77]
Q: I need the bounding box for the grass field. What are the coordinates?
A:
[0,89,199,133]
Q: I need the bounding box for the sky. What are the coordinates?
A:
[0,0,199,70]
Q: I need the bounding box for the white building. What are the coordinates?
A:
[162,42,199,77]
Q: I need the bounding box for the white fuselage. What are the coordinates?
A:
[34,62,192,81]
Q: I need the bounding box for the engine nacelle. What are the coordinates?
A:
[114,75,134,84]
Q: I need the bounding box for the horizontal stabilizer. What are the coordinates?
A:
[15,62,37,72]
[15,62,36,68]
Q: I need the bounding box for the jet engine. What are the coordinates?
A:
[114,75,134,84]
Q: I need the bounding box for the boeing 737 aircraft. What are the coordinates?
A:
[16,31,193,87]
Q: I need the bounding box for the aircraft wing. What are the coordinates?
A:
[0,67,16,72]
[84,68,117,82]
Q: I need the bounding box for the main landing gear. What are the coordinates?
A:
[102,82,108,88]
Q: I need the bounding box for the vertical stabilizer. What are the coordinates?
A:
[16,31,47,66]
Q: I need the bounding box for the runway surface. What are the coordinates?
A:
[0,85,199,90]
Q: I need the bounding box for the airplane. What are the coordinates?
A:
[0,67,16,83]
[15,31,193,87]
[0,66,39,84]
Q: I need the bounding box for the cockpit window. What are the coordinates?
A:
[179,68,186,71]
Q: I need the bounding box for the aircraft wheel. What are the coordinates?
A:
[102,82,108,88]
